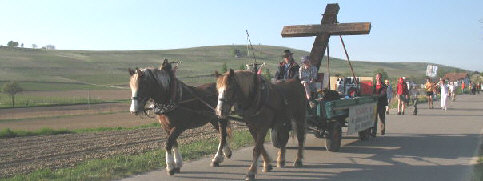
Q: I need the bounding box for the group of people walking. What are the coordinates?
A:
[425,78,456,111]
[272,49,481,138]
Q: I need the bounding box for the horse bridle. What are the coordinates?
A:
[219,74,264,115]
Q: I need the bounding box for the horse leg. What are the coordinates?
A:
[277,146,286,168]
[165,127,182,175]
[211,119,229,167]
[245,126,261,181]
[223,121,232,159]
[293,116,306,168]
[260,144,273,172]
[172,140,182,173]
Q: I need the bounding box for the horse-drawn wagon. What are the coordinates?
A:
[275,2,377,152]
[306,93,378,152]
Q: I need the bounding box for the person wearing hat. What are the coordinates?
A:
[385,79,393,114]
[299,55,317,100]
[275,50,300,81]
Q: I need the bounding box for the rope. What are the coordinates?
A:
[339,35,358,85]
[326,39,330,90]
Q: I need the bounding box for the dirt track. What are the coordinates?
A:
[0,124,226,178]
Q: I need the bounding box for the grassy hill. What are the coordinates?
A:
[0,45,467,91]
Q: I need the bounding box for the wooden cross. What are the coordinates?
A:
[281,3,371,70]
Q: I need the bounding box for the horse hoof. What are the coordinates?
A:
[167,170,175,175]
[174,167,181,173]
[245,174,255,181]
[263,164,273,172]
[211,162,220,167]
[293,161,303,168]
[277,161,285,168]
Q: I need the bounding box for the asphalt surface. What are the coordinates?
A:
[122,94,483,181]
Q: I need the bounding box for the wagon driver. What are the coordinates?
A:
[275,50,300,81]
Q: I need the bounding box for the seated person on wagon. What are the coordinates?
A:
[299,55,317,100]
[275,50,300,81]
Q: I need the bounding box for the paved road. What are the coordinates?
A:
[123,95,483,181]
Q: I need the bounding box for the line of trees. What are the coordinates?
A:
[4,41,55,50]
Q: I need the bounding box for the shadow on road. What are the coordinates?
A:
[175,134,478,181]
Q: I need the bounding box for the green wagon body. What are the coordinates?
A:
[318,96,379,120]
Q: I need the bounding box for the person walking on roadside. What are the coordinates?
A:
[477,82,481,94]
[396,77,409,115]
[448,82,456,102]
[385,79,393,115]
[461,81,465,94]
[440,79,449,110]
[424,78,434,109]
[372,73,387,136]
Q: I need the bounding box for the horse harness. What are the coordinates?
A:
[137,68,216,116]
[225,74,281,119]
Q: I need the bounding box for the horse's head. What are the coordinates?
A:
[128,64,173,115]
[215,69,254,118]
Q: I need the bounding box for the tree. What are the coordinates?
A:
[262,68,272,80]
[221,63,228,73]
[2,81,23,108]
[238,64,245,70]
[7,41,19,47]
[372,68,389,81]
[21,43,24,48]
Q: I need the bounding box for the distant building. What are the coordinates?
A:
[443,72,469,84]
[42,45,56,50]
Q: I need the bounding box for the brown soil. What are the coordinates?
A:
[0,124,235,178]
[0,112,155,131]
[0,103,128,121]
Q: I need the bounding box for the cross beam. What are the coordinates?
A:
[281,3,371,70]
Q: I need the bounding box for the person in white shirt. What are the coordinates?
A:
[439,79,449,110]
[448,82,455,102]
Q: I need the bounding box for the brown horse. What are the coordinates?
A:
[215,69,306,181]
[128,61,232,175]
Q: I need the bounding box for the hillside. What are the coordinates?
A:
[0,45,466,91]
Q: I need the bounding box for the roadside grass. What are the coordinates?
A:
[1,129,256,181]
[0,122,161,139]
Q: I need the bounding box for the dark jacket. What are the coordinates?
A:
[275,61,300,80]
[373,82,388,107]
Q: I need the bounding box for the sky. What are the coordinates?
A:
[1,0,482,71]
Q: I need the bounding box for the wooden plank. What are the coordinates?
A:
[324,3,340,15]
[309,34,330,69]
[281,22,371,37]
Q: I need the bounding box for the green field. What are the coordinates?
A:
[0,93,107,108]
[0,46,467,91]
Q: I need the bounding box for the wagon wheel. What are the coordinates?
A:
[325,120,342,152]
[358,128,371,141]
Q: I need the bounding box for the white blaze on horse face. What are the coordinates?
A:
[129,75,139,113]
[216,87,226,116]
[130,90,138,113]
